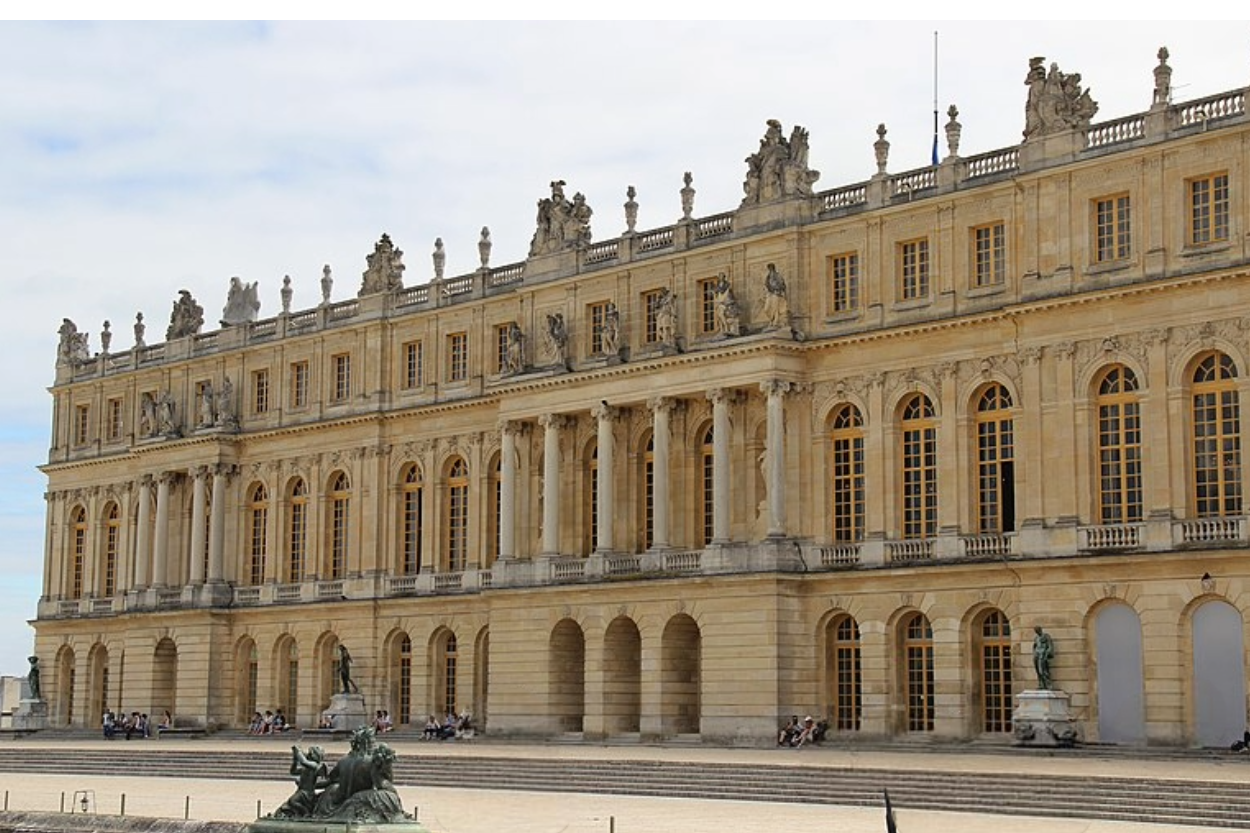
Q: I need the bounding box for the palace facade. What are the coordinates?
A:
[34,50,1250,746]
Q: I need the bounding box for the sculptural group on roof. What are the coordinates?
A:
[741,119,820,206]
[529,180,593,257]
[1023,57,1099,139]
[359,234,406,296]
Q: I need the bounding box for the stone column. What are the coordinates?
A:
[708,388,733,544]
[152,472,172,587]
[134,475,152,589]
[499,421,519,560]
[762,379,791,537]
[648,397,675,549]
[539,414,568,556]
[189,466,208,585]
[207,465,229,583]
[592,402,618,553]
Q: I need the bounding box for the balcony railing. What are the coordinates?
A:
[1080,523,1143,551]
[886,539,934,563]
[961,533,1015,558]
[1176,516,1246,545]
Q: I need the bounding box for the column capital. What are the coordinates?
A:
[210,463,239,481]
[139,473,155,489]
[156,470,179,486]
[707,387,741,406]
[190,465,210,480]
[591,401,621,422]
[538,413,572,430]
[759,379,793,398]
[647,396,680,415]
[498,418,524,438]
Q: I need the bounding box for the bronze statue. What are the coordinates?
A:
[1033,626,1055,690]
[27,656,40,700]
[338,645,359,695]
[270,727,408,823]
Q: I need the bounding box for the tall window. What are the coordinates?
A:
[642,289,663,344]
[829,252,859,313]
[252,369,270,415]
[587,301,610,355]
[903,612,934,732]
[641,435,654,551]
[285,641,299,724]
[332,354,351,402]
[488,455,501,566]
[1097,365,1142,524]
[442,633,458,716]
[106,398,123,442]
[288,478,307,582]
[446,458,469,572]
[401,465,422,575]
[700,425,714,546]
[249,484,268,586]
[1189,173,1229,246]
[898,238,930,300]
[830,616,862,731]
[831,405,865,542]
[398,636,412,726]
[980,610,1012,734]
[972,222,1006,287]
[70,506,86,599]
[103,503,119,596]
[1193,352,1242,517]
[447,332,468,382]
[328,472,350,579]
[291,361,309,408]
[494,324,511,374]
[976,384,1015,533]
[585,444,599,555]
[403,340,423,389]
[900,394,937,538]
[74,404,90,446]
[698,277,718,334]
[247,645,259,718]
[1094,194,1131,263]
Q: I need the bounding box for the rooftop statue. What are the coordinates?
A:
[359,234,406,297]
[529,180,593,257]
[56,318,89,366]
[1023,57,1098,140]
[741,119,820,206]
[221,276,261,326]
[269,726,410,823]
[167,290,205,340]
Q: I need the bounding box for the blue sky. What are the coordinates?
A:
[1,20,1249,677]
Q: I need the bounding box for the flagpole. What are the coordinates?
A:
[932,30,939,166]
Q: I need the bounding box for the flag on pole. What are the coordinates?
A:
[884,788,899,833]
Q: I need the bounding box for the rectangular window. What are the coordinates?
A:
[252,369,270,415]
[403,341,423,389]
[74,404,90,446]
[291,361,309,408]
[1190,173,1230,246]
[1094,194,1131,263]
[898,238,930,300]
[495,324,511,374]
[106,397,123,441]
[642,289,663,344]
[829,252,860,313]
[698,278,718,334]
[332,354,351,402]
[587,301,610,355]
[447,332,468,382]
[972,222,1006,287]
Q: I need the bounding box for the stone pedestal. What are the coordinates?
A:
[12,698,48,731]
[1013,689,1079,747]
[321,693,367,731]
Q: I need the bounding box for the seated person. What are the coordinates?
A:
[437,713,457,740]
[158,710,173,731]
[318,713,334,730]
[778,715,799,747]
[794,716,817,747]
[273,709,288,732]
[103,709,117,739]
[248,711,264,735]
[378,710,393,732]
[422,715,440,740]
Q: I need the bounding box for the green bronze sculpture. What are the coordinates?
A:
[1032,626,1055,690]
[270,727,408,823]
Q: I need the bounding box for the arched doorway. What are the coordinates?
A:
[152,638,178,724]
[549,619,585,733]
[660,614,700,736]
[1192,599,1246,747]
[603,616,641,734]
[1095,603,1145,744]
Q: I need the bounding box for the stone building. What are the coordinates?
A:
[34,50,1250,746]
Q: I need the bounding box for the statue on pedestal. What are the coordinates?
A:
[1032,626,1055,690]
[741,120,820,206]
[359,235,405,297]
[529,180,593,257]
[268,727,410,823]
[1023,57,1098,140]
[27,656,41,700]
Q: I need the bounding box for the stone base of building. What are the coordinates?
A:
[12,698,48,731]
[1013,689,1079,747]
[320,693,367,731]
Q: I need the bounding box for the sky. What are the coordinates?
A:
[1,20,1249,678]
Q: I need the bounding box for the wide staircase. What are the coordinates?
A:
[1,741,1249,830]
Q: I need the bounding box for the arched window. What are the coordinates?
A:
[70,506,87,600]
[584,443,598,555]
[287,479,307,583]
[979,610,1012,733]
[1096,365,1142,524]
[1192,352,1242,517]
[401,465,422,575]
[443,633,459,715]
[830,616,861,731]
[900,394,937,539]
[831,405,865,542]
[975,385,1015,533]
[248,484,268,586]
[445,459,469,572]
[398,635,412,725]
[700,425,714,546]
[328,472,350,579]
[103,503,120,596]
[903,612,934,732]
